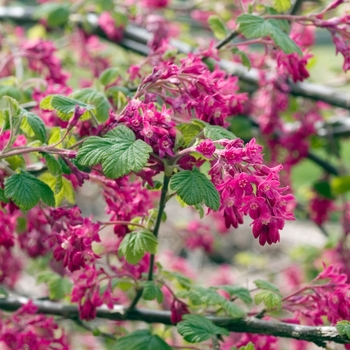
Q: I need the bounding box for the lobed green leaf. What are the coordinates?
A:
[114,329,172,350]
[4,170,55,210]
[177,314,229,343]
[170,168,220,211]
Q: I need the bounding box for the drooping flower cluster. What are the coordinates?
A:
[309,193,336,226]
[98,12,124,42]
[0,301,69,349]
[206,138,295,245]
[20,39,69,85]
[48,207,101,272]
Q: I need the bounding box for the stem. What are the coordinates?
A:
[147,174,171,281]
[211,336,220,350]
[127,174,171,312]
[216,31,239,50]
[0,146,73,159]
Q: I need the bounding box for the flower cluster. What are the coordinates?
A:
[118,101,177,159]
[0,301,68,349]
[129,53,247,126]
[206,138,295,245]
[48,207,101,272]
[284,265,350,325]
[21,39,69,85]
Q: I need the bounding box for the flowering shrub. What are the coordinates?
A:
[1,0,350,349]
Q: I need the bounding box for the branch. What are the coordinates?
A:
[1,6,350,111]
[0,297,348,345]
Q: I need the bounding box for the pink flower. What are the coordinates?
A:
[170,299,190,324]
[98,12,123,42]
[196,139,216,158]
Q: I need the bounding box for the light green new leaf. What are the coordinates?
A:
[20,111,47,143]
[177,314,229,343]
[273,0,291,12]
[40,94,95,121]
[4,170,55,210]
[218,285,253,304]
[114,329,172,350]
[336,320,350,339]
[37,271,72,300]
[170,168,220,211]
[39,172,75,205]
[331,176,350,195]
[208,15,228,40]
[236,14,301,55]
[141,281,164,303]
[176,123,202,146]
[254,279,280,293]
[188,287,246,318]
[76,125,152,179]
[118,230,158,264]
[0,86,21,100]
[254,290,282,310]
[99,67,120,86]
[70,88,112,122]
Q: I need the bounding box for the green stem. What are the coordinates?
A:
[127,174,171,313]
[147,174,171,281]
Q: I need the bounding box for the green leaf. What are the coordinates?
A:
[0,286,8,299]
[232,342,255,350]
[99,68,120,86]
[70,88,112,122]
[114,329,172,350]
[4,170,55,210]
[140,281,164,303]
[118,230,158,264]
[203,124,236,141]
[254,279,280,293]
[254,290,282,310]
[187,287,246,318]
[177,314,229,343]
[39,172,75,205]
[170,168,220,211]
[76,125,152,179]
[176,123,202,146]
[236,14,301,55]
[273,0,291,12]
[37,271,72,300]
[20,111,47,143]
[34,3,70,26]
[218,285,252,304]
[331,176,350,195]
[0,188,9,204]
[336,320,350,339]
[40,95,95,121]
[0,86,21,100]
[313,180,334,199]
[6,155,25,171]
[232,48,252,69]
[41,153,62,177]
[208,15,228,40]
